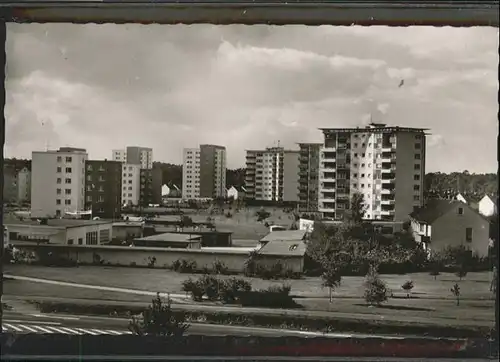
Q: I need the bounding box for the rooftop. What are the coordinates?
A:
[258,239,306,257]
[4,216,113,229]
[260,230,307,243]
[134,233,202,243]
[319,124,429,134]
[409,199,486,224]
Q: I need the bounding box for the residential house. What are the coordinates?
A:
[409,199,490,258]
[478,194,497,218]
[226,186,247,200]
[455,192,468,204]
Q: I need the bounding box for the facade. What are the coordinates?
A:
[3,165,18,203]
[121,164,141,206]
[409,199,490,257]
[139,168,163,206]
[318,123,426,221]
[17,167,31,204]
[112,147,153,169]
[245,147,299,202]
[182,148,201,199]
[478,194,497,217]
[31,147,88,218]
[199,144,227,199]
[85,160,122,219]
[5,219,113,246]
[297,143,322,212]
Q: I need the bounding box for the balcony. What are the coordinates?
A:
[381,166,396,173]
[381,177,395,183]
[381,199,395,205]
[381,188,395,195]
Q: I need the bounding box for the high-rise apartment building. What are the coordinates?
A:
[17,167,31,204]
[297,143,322,212]
[121,164,141,206]
[3,165,18,204]
[31,147,88,218]
[85,160,122,218]
[112,147,153,169]
[318,123,426,221]
[182,148,200,199]
[245,147,300,202]
[139,168,163,206]
[182,145,227,199]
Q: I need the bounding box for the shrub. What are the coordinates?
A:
[212,260,229,275]
[172,259,197,273]
[401,280,414,298]
[363,265,388,306]
[238,284,296,308]
[128,293,189,337]
[181,278,204,301]
[147,256,157,268]
[219,277,252,304]
[198,275,222,301]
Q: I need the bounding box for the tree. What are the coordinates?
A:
[455,263,468,281]
[401,280,414,298]
[346,192,366,225]
[129,293,190,337]
[363,265,388,306]
[321,266,342,303]
[451,283,461,306]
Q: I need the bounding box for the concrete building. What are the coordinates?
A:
[182,145,226,200]
[478,194,497,217]
[297,143,322,212]
[409,199,490,258]
[3,165,18,204]
[5,218,113,246]
[17,167,31,204]
[31,147,88,218]
[121,164,141,206]
[318,123,427,221]
[182,148,201,199]
[199,145,227,199]
[112,147,153,169]
[139,168,163,206]
[245,147,299,202]
[85,160,122,219]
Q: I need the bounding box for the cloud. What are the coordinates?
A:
[5,24,499,173]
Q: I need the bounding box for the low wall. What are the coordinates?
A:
[13,244,304,273]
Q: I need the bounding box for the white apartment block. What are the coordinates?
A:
[318,123,426,221]
[17,167,31,203]
[121,163,141,206]
[245,147,299,202]
[31,147,88,218]
[112,146,153,169]
[182,148,201,199]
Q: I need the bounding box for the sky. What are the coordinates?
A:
[5,24,499,173]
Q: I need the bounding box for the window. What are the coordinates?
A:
[56,188,62,195]
[57,156,62,162]
[415,154,421,160]
[65,199,71,205]
[66,156,72,162]
[465,228,473,242]
[67,239,74,245]
[413,195,420,201]
[414,185,420,191]
[56,167,62,173]
[458,207,464,215]
[64,189,71,195]
[414,164,421,170]
[415,142,421,149]
[66,167,72,173]
[65,178,72,184]
[56,199,61,205]
[78,238,83,245]
[414,175,420,181]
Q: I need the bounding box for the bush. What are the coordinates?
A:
[219,277,252,304]
[172,259,197,273]
[128,293,189,337]
[181,278,204,302]
[363,266,388,306]
[238,284,297,308]
[401,280,414,298]
[212,260,229,275]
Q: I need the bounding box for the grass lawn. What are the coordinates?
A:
[6,264,495,300]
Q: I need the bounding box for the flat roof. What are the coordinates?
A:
[319,126,429,134]
[154,226,233,235]
[260,230,307,243]
[113,222,144,227]
[4,216,113,229]
[258,240,306,257]
[134,232,202,243]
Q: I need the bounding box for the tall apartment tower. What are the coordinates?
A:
[85,160,122,218]
[121,164,141,206]
[182,145,227,200]
[17,167,31,204]
[297,143,322,212]
[245,147,300,202]
[31,147,88,218]
[318,123,426,221]
[112,146,153,169]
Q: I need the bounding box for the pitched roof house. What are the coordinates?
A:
[478,194,498,218]
[409,199,491,257]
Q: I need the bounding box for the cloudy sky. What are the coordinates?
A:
[5,24,499,173]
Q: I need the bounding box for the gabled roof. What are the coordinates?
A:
[410,199,489,224]
[410,199,466,224]
[257,240,306,257]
